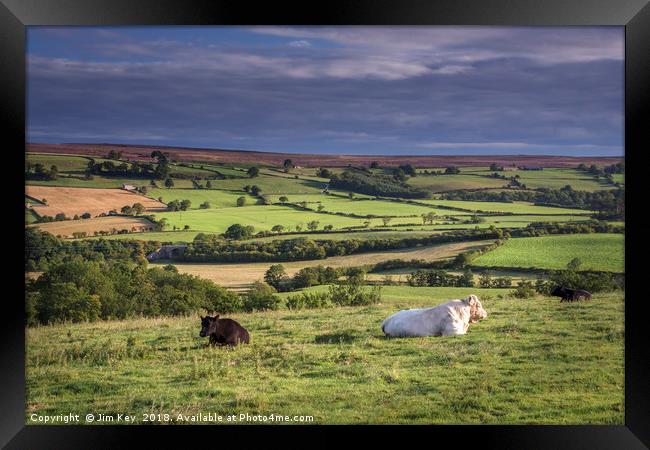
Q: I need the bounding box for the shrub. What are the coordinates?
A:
[242,282,280,312]
[511,280,536,299]
[286,292,330,310]
[329,277,381,306]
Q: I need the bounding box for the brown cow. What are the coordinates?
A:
[199,315,250,347]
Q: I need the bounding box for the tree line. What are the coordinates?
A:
[329,168,429,199]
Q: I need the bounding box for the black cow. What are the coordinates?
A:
[199,315,250,347]
[551,286,592,302]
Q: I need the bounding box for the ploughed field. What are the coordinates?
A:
[472,234,624,272]
[25,186,166,218]
[26,287,624,424]
[153,240,496,289]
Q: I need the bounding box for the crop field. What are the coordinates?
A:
[155,240,495,289]
[473,234,624,272]
[417,199,593,215]
[30,216,157,238]
[147,189,262,209]
[406,174,507,192]
[26,153,91,172]
[26,186,167,218]
[26,287,623,424]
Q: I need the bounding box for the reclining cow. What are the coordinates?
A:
[381,294,488,337]
[199,315,250,347]
[551,286,592,302]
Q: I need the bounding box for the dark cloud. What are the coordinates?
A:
[27,27,623,155]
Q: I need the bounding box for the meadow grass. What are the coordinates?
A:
[147,189,262,209]
[406,174,507,192]
[26,287,624,424]
[473,233,624,272]
[417,200,593,215]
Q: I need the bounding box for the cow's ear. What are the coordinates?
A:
[214,314,220,320]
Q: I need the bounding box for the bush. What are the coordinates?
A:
[286,292,330,310]
[242,282,280,312]
[329,277,381,306]
[511,280,536,299]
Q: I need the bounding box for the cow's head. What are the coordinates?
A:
[465,295,487,323]
[551,286,564,297]
[199,315,219,337]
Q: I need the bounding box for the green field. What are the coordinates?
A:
[418,199,593,215]
[26,286,624,424]
[501,169,612,191]
[266,195,472,217]
[473,234,624,272]
[147,189,261,209]
[406,174,507,192]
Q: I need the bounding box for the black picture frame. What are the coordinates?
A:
[2,0,648,447]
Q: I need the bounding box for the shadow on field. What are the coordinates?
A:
[314,331,358,344]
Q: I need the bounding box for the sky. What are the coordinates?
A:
[27,26,624,156]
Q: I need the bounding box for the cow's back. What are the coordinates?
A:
[219,318,250,345]
[382,306,444,337]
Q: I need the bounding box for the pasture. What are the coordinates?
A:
[25,186,167,218]
[30,216,157,238]
[406,174,507,192]
[147,188,262,209]
[417,199,593,215]
[473,234,624,272]
[26,288,624,424]
[152,240,495,289]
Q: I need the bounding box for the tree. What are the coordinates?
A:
[49,165,59,180]
[180,199,192,211]
[81,212,92,219]
[317,204,325,212]
[247,166,260,178]
[243,185,251,193]
[382,217,392,226]
[316,168,331,178]
[264,264,287,290]
[167,200,181,211]
[165,178,175,188]
[183,225,190,230]
[490,163,502,171]
[200,201,210,209]
[370,161,379,169]
[445,166,461,175]
[224,224,254,240]
[121,205,133,215]
[348,192,354,199]
[479,272,493,288]
[236,196,246,207]
[283,159,293,172]
[157,218,168,231]
[206,180,212,189]
[323,224,334,231]
[250,185,261,196]
[567,257,583,272]
[131,203,145,215]
[307,220,319,231]
[279,196,288,204]
[271,225,285,233]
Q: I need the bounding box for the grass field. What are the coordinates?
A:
[147,189,261,209]
[26,287,624,424]
[30,216,157,238]
[153,240,494,289]
[418,200,593,215]
[473,234,624,272]
[266,195,472,217]
[26,186,167,218]
[406,174,507,192]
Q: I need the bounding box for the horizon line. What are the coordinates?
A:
[26,141,624,159]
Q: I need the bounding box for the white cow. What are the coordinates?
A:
[381,295,488,337]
